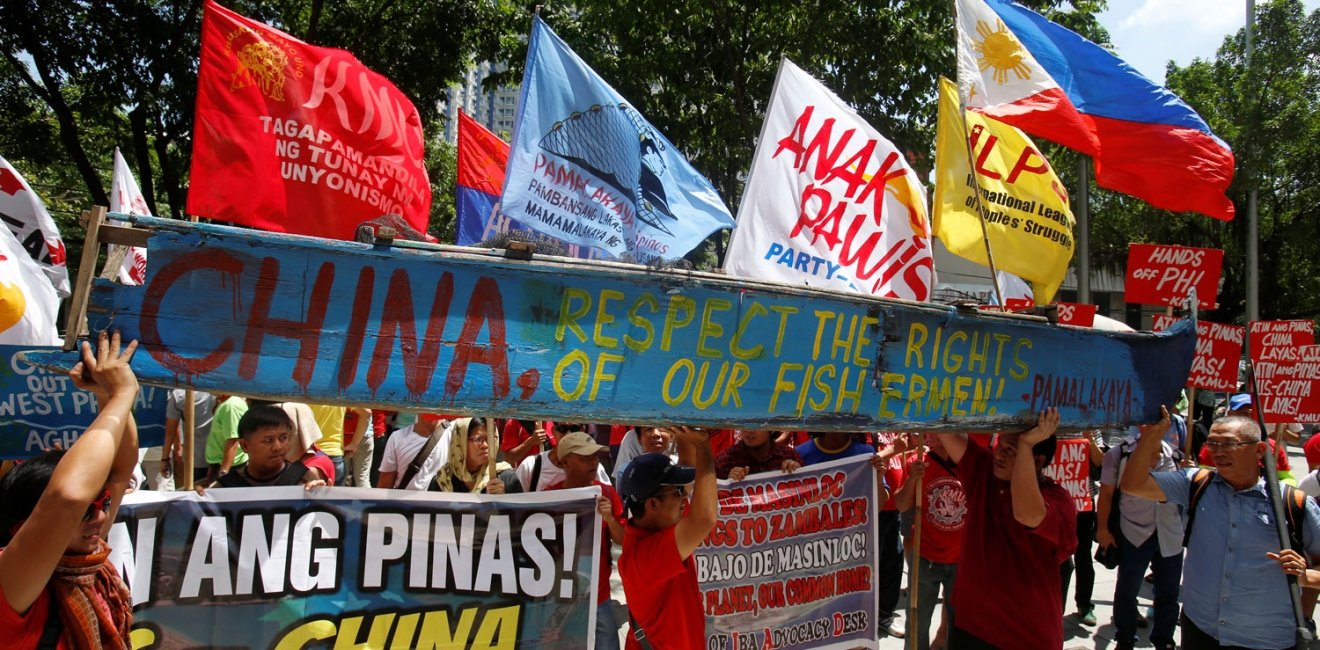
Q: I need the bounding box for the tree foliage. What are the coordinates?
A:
[0,0,506,279]
[1084,0,1320,323]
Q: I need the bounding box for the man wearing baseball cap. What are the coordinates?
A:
[618,426,715,649]
[545,431,627,650]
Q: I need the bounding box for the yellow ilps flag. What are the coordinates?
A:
[933,77,1075,303]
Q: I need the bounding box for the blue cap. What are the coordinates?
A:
[1229,394,1252,412]
[618,453,695,505]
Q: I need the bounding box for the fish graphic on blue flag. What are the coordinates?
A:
[500,16,734,261]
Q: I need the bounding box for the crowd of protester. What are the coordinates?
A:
[3,333,1319,649]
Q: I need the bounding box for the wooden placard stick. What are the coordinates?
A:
[62,206,107,351]
[182,390,195,490]
[1184,387,1197,460]
[907,441,925,648]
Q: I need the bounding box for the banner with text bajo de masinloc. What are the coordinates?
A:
[187,1,430,240]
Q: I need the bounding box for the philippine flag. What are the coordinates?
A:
[955,0,1235,220]
[455,111,509,247]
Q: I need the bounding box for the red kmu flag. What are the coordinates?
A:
[187,1,431,240]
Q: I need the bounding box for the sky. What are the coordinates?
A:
[1097,0,1320,83]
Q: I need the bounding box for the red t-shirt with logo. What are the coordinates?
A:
[917,454,967,564]
[620,524,704,649]
[950,442,1077,649]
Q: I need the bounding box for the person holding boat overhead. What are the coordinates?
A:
[942,408,1077,649]
[618,426,716,649]
[1121,408,1320,649]
[0,331,140,648]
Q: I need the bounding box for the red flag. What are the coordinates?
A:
[187,1,431,240]
[456,111,507,195]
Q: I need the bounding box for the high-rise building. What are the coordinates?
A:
[442,61,520,145]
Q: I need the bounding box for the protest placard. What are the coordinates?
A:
[1152,316,1244,393]
[1249,320,1317,423]
[1041,438,1092,512]
[698,455,879,650]
[1053,302,1097,328]
[1124,243,1222,309]
[0,344,167,458]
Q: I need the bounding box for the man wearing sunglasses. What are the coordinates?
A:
[617,426,715,649]
[1121,408,1320,649]
[0,331,140,648]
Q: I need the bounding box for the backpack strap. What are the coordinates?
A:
[397,429,444,489]
[928,452,957,476]
[1283,484,1308,555]
[628,610,656,650]
[1182,468,1216,547]
[529,454,544,492]
[277,460,310,487]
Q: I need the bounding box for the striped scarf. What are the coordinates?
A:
[51,543,132,650]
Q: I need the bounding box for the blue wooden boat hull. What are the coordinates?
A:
[25,215,1195,432]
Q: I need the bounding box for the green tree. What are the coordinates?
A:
[1083,0,1320,323]
[0,0,513,280]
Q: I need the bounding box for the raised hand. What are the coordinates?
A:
[665,426,710,446]
[70,330,139,401]
[1137,405,1171,442]
[1020,407,1061,446]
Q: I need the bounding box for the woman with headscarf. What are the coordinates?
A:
[405,418,521,494]
[0,332,139,649]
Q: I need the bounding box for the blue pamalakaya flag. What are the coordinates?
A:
[500,17,734,261]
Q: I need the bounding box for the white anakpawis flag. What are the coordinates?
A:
[0,155,69,298]
[0,219,59,344]
[110,148,151,285]
[723,59,934,300]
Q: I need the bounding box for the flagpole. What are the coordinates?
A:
[1076,158,1092,304]
[950,0,1007,308]
[954,98,1008,309]
[1245,0,1259,322]
[906,443,925,650]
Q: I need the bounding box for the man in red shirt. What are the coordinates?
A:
[944,408,1077,649]
[618,427,715,649]
[895,434,966,650]
[545,432,625,650]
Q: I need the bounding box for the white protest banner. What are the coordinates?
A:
[698,455,879,650]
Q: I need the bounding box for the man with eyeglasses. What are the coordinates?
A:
[1121,409,1320,650]
[617,426,715,649]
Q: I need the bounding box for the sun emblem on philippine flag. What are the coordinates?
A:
[973,19,1031,85]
